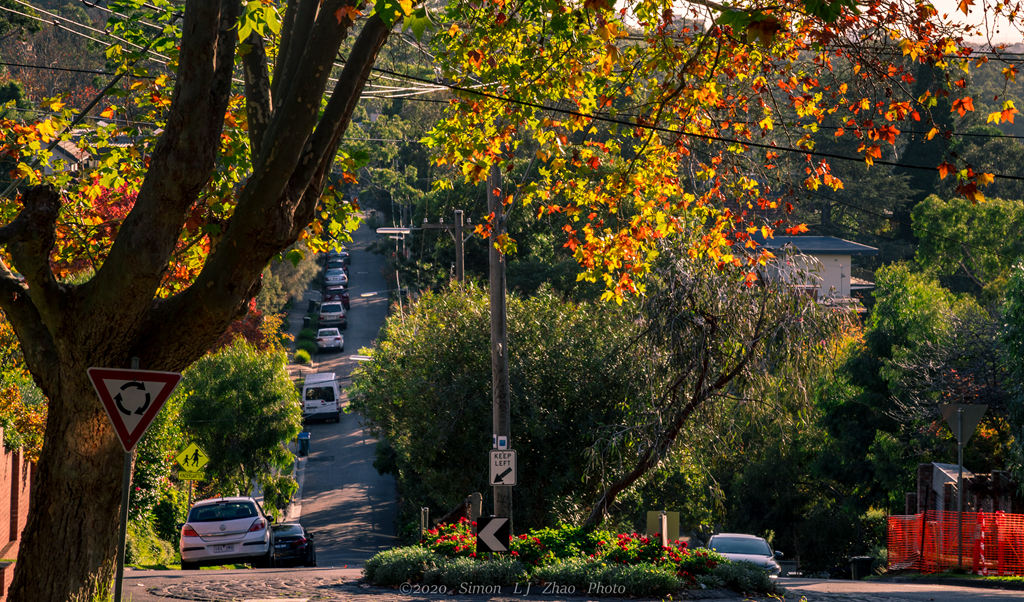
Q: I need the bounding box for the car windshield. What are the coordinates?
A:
[305,386,335,402]
[317,329,340,337]
[321,304,342,313]
[326,269,345,277]
[710,537,772,556]
[189,502,257,522]
[272,524,305,536]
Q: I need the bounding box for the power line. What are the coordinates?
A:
[369,65,1024,183]
[0,60,158,79]
[6,4,1023,182]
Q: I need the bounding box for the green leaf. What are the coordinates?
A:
[403,8,432,42]
[285,249,304,267]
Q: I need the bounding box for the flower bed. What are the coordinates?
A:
[364,518,781,597]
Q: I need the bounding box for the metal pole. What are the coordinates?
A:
[454,209,465,284]
[487,165,512,520]
[114,357,140,602]
[957,407,964,569]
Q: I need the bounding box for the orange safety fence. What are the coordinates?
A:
[888,511,1024,575]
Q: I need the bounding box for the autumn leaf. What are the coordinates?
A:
[336,5,362,22]
[957,0,973,15]
[785,223,809,235]
[952,97,974,116]
[976,172,995,186]
[937,161,955,179]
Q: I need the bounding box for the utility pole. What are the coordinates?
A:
[400,209,468,283]
[487,165,512,520]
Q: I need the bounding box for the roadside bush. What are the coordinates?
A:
[421,518,477,558]
[364,546,440,585]
[125,520,177,568]
[297,340,318,356]
[532,558,681,598]
[423,556,529,588]
[696,561,781,595]
[294,349,311,364]
[298,328,317,341]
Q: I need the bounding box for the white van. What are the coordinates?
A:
[301,372,341,423]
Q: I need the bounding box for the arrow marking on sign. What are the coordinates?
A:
[494,467,512,484]
[477,518,508,552]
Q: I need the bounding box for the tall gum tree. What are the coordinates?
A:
[0,1,397,599]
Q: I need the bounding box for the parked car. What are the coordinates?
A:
[324,267,348,286]
[706,533,783,578]
[318,302,347,329]
[325,258,347,273]
[301,372,341,422]
[315,328,344,352]
[179,496,274,570]
[271,523,317,567]
[323,284,350,310]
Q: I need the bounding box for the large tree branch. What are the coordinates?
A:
[243,32,273,155]
[0,185,63,326]
[270,0,319,105]
[0,270,58,390]
[140,4,388,368]
[82,0,240,329]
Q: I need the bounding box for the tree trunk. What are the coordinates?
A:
[10,361,126,601]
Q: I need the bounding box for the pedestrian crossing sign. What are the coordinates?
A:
[175,443,209,471]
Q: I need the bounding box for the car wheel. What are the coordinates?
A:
[334,412,341,423]
[305,550,317,567]
[181,561,199,570]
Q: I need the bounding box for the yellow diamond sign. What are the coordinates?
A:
[175,443,209,471]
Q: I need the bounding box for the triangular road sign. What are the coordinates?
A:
[940,403,988,444]
[87,367,182,451]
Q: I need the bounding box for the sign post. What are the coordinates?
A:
[88,362,181,602]
[940,403,988,570]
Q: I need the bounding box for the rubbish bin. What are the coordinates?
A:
[308,300,318,313]
[297,432,311,457]
[302,316,312,329]
[849,556,873,580]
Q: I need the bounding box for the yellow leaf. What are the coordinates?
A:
[987,111,1002,124]
[977,172,995,186]
[926,127,939,140]
[49,100,65,111]
[758,116,773,131]
[398,0,414,15]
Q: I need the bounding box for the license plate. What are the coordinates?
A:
[210,544,235,553]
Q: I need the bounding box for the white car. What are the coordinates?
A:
[318,302,347,329]
[315,328,344,352]
[707,533,783,577]
[179,497,274,569]
[324,267,348,286]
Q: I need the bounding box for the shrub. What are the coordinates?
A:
[297,340,318,356]
[294,349,311,364]
[674,546,726,583]
[423,557,529,588]
[298,328,317,341]
[364,546,441,585]
[696,561,782,596]
[592,532,690,566]
[533,558,681,597]
[420,518,477,558]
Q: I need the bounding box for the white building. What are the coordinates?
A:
[759,235,878,302]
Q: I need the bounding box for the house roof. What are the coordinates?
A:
[759,235,878,256]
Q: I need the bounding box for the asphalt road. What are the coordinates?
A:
[291,221,399,567]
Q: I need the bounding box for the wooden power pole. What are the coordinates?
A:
[487,165,512,520]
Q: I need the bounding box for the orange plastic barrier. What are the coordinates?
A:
[888,511,1024,575]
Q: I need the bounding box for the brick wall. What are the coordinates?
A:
[0,429,32,602]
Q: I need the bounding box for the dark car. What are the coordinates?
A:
[324,284,350,310]
[271,523,316,567]
[707,533,783,577]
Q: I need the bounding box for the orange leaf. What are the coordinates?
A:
[957,0,973,15]
[952,97,974,117]
[785,223,809,235]
[937,162,955,179]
